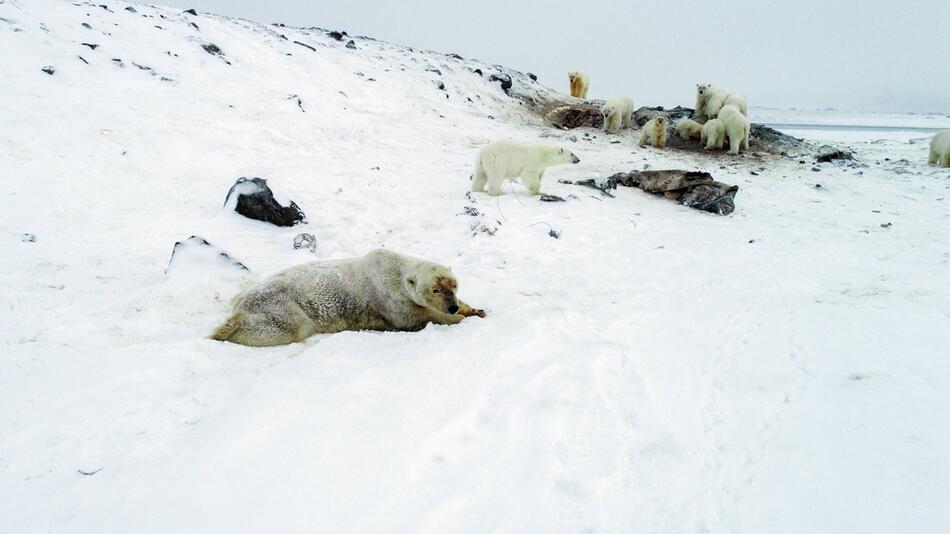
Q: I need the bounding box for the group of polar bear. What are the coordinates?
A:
[212,70,950,347]
[596,79,752,156]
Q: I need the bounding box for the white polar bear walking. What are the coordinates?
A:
[602,96,634,134]
[929,131,950,167]
[472,140,580,196]
[701,118,726,150]
[718,104,750,155]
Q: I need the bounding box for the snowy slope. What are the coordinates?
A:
[2,1,950,533]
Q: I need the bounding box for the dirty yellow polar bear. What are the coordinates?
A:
[211,249,485,346]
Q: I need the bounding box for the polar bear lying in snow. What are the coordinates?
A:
[211,249,485,346]
[472,140,580,195]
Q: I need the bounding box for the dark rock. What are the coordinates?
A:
[328,31,344,41]
[111,58,124,67]
[41,65,55,75]
[462,206,480,216]
[78,55,89,64]
[880,222,892,228]
[488,73,512,94]
[81,22,92,29]
[540,194,566,202]
[201,43,222,55]
[132,62,151,70]
[816,144,853,163]
[448,53,463,60]
[124,6,137,12]
[473,68,482,76]
[223,177,306,227]
[190,22,199,30]
[81,42,99,49]
[426,67,442,76]
[166,236,248,275]
[21,233,37,242]
[293,40,315,52]
[527,72,537,81]
[550,107,603,130]
[98,4,112,11]
[293,233,316,252]
[434,80,445,91]
[183,8,197,15]
[345,40,356,49]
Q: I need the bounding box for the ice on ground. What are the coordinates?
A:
[1,1,949,533]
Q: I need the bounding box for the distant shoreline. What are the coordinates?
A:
[763,122,947,134]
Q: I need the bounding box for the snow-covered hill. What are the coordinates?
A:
[2,1,950,532]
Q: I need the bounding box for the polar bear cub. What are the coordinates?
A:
[473,140,580,196]
[675,118,703,140]
[568,71,589,99]
[718,104,750,155]
[602,96,634,133]
[639,116,668,148]
[929,131,950,167]
[701,118,726,150]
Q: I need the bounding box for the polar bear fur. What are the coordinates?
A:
[695,83,748,119]
[929,131,950,167]
[639,116,668,148]
[701,118,726,150]
[722,93,749,117]
[568,70,589,99]
[472,140,580,196]
[675,118,703,140]
[718,104,750,155]
[210,249,486,346]
[602,96,634,134]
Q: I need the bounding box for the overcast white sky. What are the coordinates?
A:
[164,0,950,113]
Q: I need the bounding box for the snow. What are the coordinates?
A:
[2,1,950,532]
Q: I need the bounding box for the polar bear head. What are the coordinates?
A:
[404,263,461,315]
[696,83,712,97]
[602,101,617,119]
[545,146,581,166]
[654,116,667,129]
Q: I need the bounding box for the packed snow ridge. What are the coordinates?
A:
[2,1,949,533]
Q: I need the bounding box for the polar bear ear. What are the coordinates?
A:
[407,276,416,286]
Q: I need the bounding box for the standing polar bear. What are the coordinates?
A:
[210,249,486,346]
[929,131,950,167]
[473,140,580,196]
[568,71,589,99]
[695,83,749,119]
[718,104,750,155]
[602,96,634,133]
[639,116,668,148]
[701,118,726,150]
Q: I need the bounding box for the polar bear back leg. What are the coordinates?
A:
[930,146,939,164]
[486,169,505,196]
[472,158,488,192]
